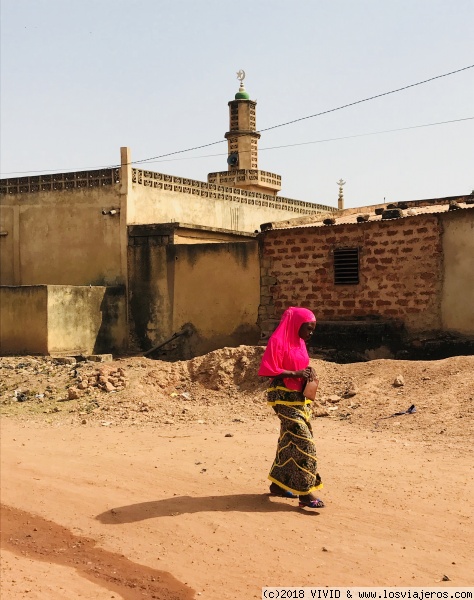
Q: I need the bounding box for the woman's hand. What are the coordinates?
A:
[302,367,317,381]
[281,367,317,380]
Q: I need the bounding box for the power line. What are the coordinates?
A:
[141,117,474,164]
[131,63,474,165]
[259,63,474,133]
[2,64,473,176]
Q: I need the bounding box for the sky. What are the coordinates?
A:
[1,0,473,209]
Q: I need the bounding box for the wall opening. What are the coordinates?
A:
[333,247,359,285]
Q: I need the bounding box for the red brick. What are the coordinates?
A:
[401,247,413,253]
[376,300,391,306]
[342,300,356,307]
[290,246,302,253]
[264,248,276,255]
[295,262,307,269]
[403,229,414,235]
[396,299,409,306]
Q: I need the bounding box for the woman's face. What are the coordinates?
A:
[298,321,316,342]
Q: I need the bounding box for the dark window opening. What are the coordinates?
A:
[334,247,359,285]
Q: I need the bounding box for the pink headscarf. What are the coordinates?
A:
[258,306,316,391]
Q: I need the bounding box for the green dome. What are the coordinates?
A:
[235,81,250,100]
[235,90,250,100]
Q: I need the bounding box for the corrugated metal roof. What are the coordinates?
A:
[265,201,474,232]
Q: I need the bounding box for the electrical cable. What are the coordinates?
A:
[130,63,474,166]
[1,64,473,176]
[139,116,474,164]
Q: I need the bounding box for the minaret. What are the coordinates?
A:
[337,179,346,210]
[208,71,281,196]
[225,73,260,171]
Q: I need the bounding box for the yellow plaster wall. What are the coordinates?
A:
[0,207,16,284]
[127,244,174,351]
[127,184,319,233]
[172,242,260,354]
[0,286,48,354]
[441,210,474,334]
[0,285,127,356]
[0,187,126,286]
[47,286,127,354]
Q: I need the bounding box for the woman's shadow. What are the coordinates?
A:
[96,493,321,524]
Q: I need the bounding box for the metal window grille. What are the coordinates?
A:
[334,247,359,285]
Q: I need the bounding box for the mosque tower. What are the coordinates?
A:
[207,71,282,196]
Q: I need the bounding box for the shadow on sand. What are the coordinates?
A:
[96,493,321,524]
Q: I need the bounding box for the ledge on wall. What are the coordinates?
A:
[309,319,474,363]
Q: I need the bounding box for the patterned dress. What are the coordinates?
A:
[267,378,323,495]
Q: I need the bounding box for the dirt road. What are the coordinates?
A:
[1,350,473,598]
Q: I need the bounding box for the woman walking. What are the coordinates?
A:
[258,306,324,509]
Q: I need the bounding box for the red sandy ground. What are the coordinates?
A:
[1,348,473,599]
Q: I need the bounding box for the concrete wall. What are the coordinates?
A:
[441,210,474,334]
[47,285,127,355]
[172,242,260,355]
[258,214,447,338]
[128,243,173,352]
[127,170,333,233]
[0,181,126,286]
[0,286,48,354]
[0,285,127,355]
[128,239,260,356]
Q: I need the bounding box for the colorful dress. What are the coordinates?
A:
[258,307,323,497]
[266,377,322,495]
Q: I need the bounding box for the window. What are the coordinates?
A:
[334,247,359,285]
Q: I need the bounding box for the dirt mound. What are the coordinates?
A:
[1,348,473,445]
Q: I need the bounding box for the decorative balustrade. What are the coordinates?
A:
[1,166,336,215]
[0,169,120,195]
[132,168,335,214]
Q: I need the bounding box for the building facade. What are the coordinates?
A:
[0,79,335,357]
[258,198,474,359]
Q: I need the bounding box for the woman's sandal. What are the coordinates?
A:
[269,485,298,499]
[298,498,325,509]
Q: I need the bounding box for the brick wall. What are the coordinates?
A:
[258,215,443,339]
